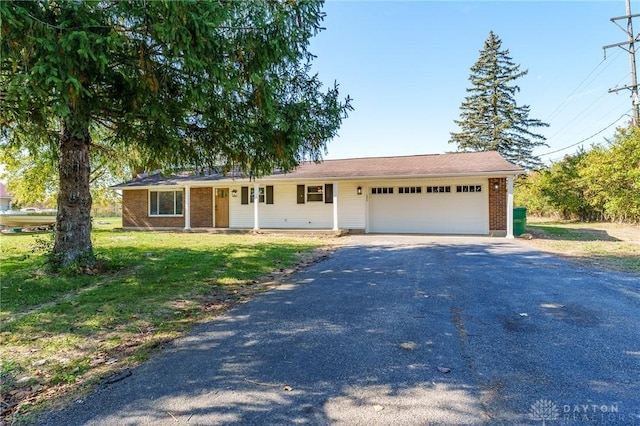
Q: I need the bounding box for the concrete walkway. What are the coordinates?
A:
[36,236,640,425]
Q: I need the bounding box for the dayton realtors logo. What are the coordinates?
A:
[529,399,632,424]
[529,399,559,425]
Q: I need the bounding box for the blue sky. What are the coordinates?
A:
[310,1,635,163]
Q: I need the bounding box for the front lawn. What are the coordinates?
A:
[522,220,640,273]
[0,224,329,423]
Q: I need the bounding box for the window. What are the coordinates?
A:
[307,185,323,202]
[250,187,265,203]
[399,186,422,194]
[456,185,482,193]
[149,190,183,216]
[296,184,333,203]
[242,186,274,204]
[426,186,451,193]
[371,187,394,194]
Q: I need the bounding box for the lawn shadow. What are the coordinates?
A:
[549,252,640,274]
[527,225,621,242]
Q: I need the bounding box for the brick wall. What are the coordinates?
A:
[122,189,147,228]
[122,188,214,229]
[122,189,184,228]
[488,178,506,231]
[190,187,213,228]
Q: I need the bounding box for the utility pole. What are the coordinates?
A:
[604,0,640,124]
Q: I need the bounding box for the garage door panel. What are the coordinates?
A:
[369,184,487,234]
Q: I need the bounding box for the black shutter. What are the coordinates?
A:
[297,185,305,204]
[266,185,274,204]
[241,186,249,205]
[324,183,333,203]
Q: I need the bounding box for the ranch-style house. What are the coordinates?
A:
[112,151,524,237]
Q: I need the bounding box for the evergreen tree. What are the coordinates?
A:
[450,31,548,169]
[1,1,351,268]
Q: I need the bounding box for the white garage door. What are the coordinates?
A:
[368,183,488,234]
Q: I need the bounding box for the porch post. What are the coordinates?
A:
[332,182,339,231]
[506,176,514,239]
[253,183,260,231]
[184,185,191,230]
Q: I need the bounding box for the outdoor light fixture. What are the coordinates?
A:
[493,182,500,191]
[357,186,362,195]
[231,189,238,197]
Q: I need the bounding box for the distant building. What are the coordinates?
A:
[0,182,12,211]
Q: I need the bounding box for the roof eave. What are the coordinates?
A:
[259,170,523,182]
[111,169,523,189]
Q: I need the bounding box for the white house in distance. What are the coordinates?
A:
[0,182,12,211]
[112,151,524,237]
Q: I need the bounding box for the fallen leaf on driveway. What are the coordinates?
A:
[400,341,417,350]
[437,366,451,374]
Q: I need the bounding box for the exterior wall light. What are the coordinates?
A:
[357,186,362,195]
[493,182,500,191]
[231,189,238,197]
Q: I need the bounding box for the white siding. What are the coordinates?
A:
[229,186,252,228]
[226,178,488,234]
[229,183,366,230]
[337,182,366,229]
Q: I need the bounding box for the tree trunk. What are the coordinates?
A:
[53,121,93,267]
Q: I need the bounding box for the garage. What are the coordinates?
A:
[368,181,489,234]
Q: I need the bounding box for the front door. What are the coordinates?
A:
[215,188,229,228]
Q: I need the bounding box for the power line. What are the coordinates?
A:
[538,110,631,157]
[544,50,623,123]
[543,73,629,142]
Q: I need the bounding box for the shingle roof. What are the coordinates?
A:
[112,151,523,188]
[265,151,522,180]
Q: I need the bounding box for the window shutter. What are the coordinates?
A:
[241,186,249,205]
[296,185,305,204]
[324,183,333,203]
[266,185,274,204]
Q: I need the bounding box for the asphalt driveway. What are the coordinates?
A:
[36,236,640,425]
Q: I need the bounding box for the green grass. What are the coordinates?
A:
[526,224,617,241]
[524,220,640,273]
[0,224,326,423]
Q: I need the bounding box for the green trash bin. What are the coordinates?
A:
[513,207,527,236]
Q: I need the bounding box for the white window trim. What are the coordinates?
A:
[149,189,184,217]
[250,187,265,203]
[306,185,324,202]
